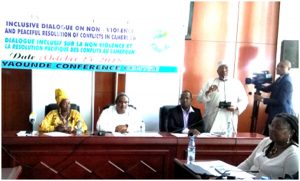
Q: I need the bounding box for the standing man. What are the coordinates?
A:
[197,62,248,134]
[255,60,295,136]
[167,90,204,135]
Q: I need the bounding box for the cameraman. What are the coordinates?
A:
[197,62,248,134]
[254,60,295,136]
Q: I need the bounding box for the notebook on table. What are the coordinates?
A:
[184,160,255,179]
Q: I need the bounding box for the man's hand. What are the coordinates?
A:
[55,124,72,133]
[55,124,66,132]
[226,106,238,112]
[254,94,264,102]
[188,129,200,136]
[205,85,218,96]
[115,124,128,133]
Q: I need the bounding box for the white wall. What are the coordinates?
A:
[276,0,300,117]
[125,73,182,131]
[32,70,93,130]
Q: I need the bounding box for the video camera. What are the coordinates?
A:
[218,101,231,109]
[245,71,272,89]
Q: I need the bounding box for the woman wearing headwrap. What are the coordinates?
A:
[39,89,87,133]
[238,113,298,179]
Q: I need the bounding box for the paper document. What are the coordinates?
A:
[171,133,224,137]
[112,132,162,137]
[16,130,38,136]
[43,131,72,137]
[185,160,255,179]
[170,133,188,137]
[198,133,224,137]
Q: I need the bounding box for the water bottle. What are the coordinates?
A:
[140,120,146,133]
[76,120,82,135]
[187,132,196,164]
[226,120,232,137]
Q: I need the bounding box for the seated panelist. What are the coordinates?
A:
[167,90,205,135]
[96,92,143,134]
[238,113,298,179]
[39,88,87,133]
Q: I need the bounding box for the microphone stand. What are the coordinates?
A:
[250,88,261,133]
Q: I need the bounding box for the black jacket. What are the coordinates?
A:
[167,105,205,133]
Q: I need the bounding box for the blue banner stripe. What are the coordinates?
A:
[1,60,178,73]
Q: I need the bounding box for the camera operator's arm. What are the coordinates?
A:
[254,83,275,102]
[259,81,292,107]
[254,81,274,102]
[259,83,273,93]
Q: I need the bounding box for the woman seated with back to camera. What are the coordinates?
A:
[39,88,88,133]
[96,92,143,134]
[238,113,298,179]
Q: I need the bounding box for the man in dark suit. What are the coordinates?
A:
[167,90,205,135]
[255,60,295,136]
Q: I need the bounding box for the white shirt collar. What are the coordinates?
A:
[181,106,194,114]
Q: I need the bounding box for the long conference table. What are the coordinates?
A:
[2,131,264,179]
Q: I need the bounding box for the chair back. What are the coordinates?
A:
[44,103,80,116]
[159,105,176,132]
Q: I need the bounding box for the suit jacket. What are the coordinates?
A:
[167,105,204,133]
[261,74,294,123]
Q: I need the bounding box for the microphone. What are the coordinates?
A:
[97,130,112,136]
[26,112,36,134]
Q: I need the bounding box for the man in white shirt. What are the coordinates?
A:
[197,62,248,134]
[96,92,143,133]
